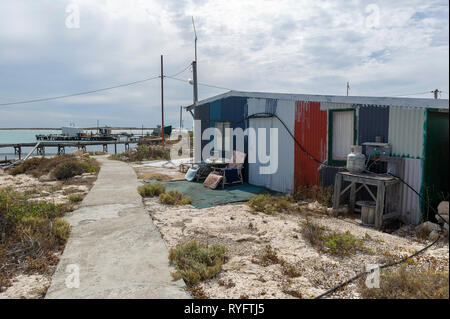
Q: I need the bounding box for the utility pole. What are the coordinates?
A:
[161,54,165,146]
[346,81,350,96]
[180,106,183,132]
[192,61,198,105]
[192,17,198,106]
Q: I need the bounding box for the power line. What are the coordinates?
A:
[389,91,432,97]
[0,75,160,107]
[165,75,232,91]
[167,63,192,78]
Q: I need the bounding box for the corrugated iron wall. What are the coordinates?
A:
[400,158,423,224]
[388,106,426,159]
[248,98,295,193]
[221,97,249,181]
[294,101,327,189]
[194,102,210,156]
[357,104,389,144]
[209,99,222,122]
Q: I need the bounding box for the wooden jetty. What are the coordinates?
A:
[0,139,161,159]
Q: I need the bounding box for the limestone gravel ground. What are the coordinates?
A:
[143,197,449,299]
[0,163,97,299]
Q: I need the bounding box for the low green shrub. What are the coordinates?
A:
[52,218,70,242]
[68,194,84,203]
[138,183,166,197]
[300,218,368,256]
[323,231,367,256]
[248,194,291,214]
[159,190,191,205]
[53,161,98,180]
[168,240,227,285]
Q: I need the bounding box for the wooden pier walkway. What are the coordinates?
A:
[0,139,160,159]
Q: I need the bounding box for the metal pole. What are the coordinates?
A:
[346,81,350,96]
[180,106,183,132]
[161,55,165,146]
[192,61,198,105]
[192,16,197,64]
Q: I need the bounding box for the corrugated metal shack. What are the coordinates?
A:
[188,91,448,224]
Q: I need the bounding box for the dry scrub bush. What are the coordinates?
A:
[68,194,84,203]
[168,240,227,286]
[0,188,70,290]
[159,190,191,205]
[138,183,166,197]
[360,265,449,299]
[10,155,99,179]
[293,185,333,207]
[301,218,369,256]
[109,145,170,162]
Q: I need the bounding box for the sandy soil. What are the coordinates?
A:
[0,275,50,299]
[142,168,449,299]
[0,166,98,299]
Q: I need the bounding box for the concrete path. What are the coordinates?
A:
[45,157,189,299]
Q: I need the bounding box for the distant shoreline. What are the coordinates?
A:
[0,127,156,130]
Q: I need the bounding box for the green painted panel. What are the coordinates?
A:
[422,110,449,220]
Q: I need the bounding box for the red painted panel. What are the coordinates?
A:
[294,101,327,190]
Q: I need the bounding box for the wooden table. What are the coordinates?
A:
[332,171,399,229]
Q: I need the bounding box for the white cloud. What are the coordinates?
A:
[0,0,448,127]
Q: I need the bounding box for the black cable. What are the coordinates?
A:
[165,75,233,91]
[167,63,192,78]
[315,173,447,299]
[224,111,340,168]
[0,75,160,107]
[388,172,449,226]
[314,233,442,299]
[197,107,447,299]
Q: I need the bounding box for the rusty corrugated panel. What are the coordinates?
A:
[388,106,426,159]
[294,101,327,189]
[401,158,423,224]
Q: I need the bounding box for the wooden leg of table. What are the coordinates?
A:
[375,182,386,229]
[333,174,342,216]
[349,182,356,214]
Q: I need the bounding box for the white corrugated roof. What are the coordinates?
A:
[186,90,449,110]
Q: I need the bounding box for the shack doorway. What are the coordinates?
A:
[423,110,449,221]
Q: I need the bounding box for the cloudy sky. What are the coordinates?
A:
[0,0,448,128]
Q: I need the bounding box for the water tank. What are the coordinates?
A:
[347,145,366,173]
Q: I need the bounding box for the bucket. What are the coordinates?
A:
[357,201,376,225]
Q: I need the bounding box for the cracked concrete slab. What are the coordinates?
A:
[45,157,189,299]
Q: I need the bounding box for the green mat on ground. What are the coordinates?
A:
[143,180,277,209]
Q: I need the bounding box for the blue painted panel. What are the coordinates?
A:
[220,96,249,182]
[221,96,248,127]
[210,100,222,121]
[194,103,210,152]
[265,98,277,114]
[357,104,389,144]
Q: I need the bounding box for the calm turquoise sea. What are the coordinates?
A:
[0,129,153,159]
